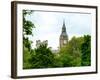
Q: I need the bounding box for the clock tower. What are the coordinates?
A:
[60,20,68,48]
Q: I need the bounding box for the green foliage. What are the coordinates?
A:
[23,47,33,69]
[81,35,91,66]
[23,35,91,69]
[23,37,33,51]
[28,43,55,68]
[58,35,91,67]
[23,10,35,36]
[59,36,83,67]
[53,55,63,67]
[23,10,35,50]
[23,10,35,69]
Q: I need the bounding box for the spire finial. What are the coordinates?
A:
[62,19,66,29]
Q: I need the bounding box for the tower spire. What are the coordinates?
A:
[59,20,68,48]
[62,19,66,34]
[63,19,65,27]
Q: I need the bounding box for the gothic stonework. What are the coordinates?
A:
[60,20,68,48]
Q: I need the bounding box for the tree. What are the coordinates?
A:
[23,10,35,51]
[59,36,84,67]
[23,10,35,69]
[81,35,91,66]
[58,35,91,67]
[23,46,32,69]
[28,41,55,68]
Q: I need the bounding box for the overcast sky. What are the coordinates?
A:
[25,11,91,50]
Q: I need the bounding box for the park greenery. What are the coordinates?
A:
[23,10,91,69]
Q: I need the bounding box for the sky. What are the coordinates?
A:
[25,10,91,50]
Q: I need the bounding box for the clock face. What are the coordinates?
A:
[64,40,67,44]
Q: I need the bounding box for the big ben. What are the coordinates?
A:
[60,20,68,48]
